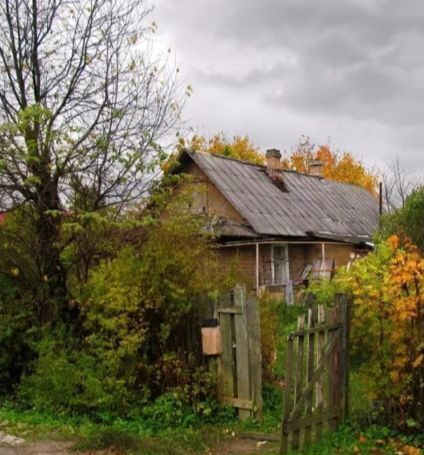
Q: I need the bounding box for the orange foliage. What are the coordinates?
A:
[282,136,377,194]
[347,235,424,425]
[386,236,424,380]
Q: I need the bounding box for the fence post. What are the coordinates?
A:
[247,294,263,421]
[304,307,315,446]
[280,333,294,454]
[343,295,352,420]
[315,304,326,441]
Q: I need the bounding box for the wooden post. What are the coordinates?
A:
[325,306,337,431]
[247,294,263,421]
[280,334,294,454]
[304,308,315,446]
[234,286,250,420]
[255,243,260,295]
[315,304,325,440]
[343,295,352,420]
[220,312,234,400]
[292,314,305,449]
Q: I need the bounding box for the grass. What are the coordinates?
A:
[0,404,238,454]
[1,387,423,454]
[2,398,422,454]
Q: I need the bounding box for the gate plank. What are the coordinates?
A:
[247,295,263,421]
[327,306,339,431]
[219,313,235,399]
[280,333,295,454]
[304,308,315,446]
[284,408,340,432]
[292,315,305,449]
[235,287,250,420]
[315,304,326,440]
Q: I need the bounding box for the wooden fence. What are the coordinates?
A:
[215,285,263,421]
[280,294,351,453]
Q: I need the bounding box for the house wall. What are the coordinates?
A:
[182,161,245,224]
[304,243,353,268]
[218,245,256,291]
[289,244,307,279]
[217,242,356,294]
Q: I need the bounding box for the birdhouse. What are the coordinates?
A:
[201,319,221,356]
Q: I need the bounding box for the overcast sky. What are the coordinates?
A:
[152,0,424,173]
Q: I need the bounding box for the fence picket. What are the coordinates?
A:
[216,285,263,421]
[315,304,326,441]
[304,308,315,446]
[280,333,294,454]
[292,315,305,449]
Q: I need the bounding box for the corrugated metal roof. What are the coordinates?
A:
[185,150,379,240]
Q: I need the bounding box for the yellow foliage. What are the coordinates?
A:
[346,235,424,421]
[177,133,265,165]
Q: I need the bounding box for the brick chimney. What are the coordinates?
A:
[309,159,323,176]
[266,149,282,180]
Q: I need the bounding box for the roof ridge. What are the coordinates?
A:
[188,149,266,168]
[190,149,328,179]
[187,149,375,194]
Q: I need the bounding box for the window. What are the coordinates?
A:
[271,245,289,285]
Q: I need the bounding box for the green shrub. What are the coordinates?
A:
[17,193,232,418]
[18,331,135,417]
[0,276,37,397]
[381,186,424,251]
[259,295,303,381]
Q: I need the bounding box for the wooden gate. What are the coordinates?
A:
[280,294,351,453]
[216,285,263,420]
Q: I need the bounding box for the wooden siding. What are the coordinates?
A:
[183,161,246,224]
[289,245,308,280]
[305,243,352,268]
[217,243,356,293]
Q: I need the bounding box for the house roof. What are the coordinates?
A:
[179,150,380,242]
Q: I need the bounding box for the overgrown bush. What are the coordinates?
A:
[17,190,235,417]
[259,295,303,382]
[310,237,424,430]
[381,187,424,252]
[0,276,37,396]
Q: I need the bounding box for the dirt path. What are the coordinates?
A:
[0,429,278,455]
[0,441,118,455]
[210,437,276,454]
[0,444,126,455]
[0,438,277,455]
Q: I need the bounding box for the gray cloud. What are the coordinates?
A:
[153,0,424,172]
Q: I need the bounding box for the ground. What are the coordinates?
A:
[0,430,279,455]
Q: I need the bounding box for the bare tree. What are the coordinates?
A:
[0,0,184,320]
[380,158,422,213]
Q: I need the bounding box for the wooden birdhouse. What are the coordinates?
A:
[201,319,221,356]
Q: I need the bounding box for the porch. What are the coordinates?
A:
[218,240,359,300]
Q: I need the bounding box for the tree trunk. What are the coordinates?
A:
[35,207,67,324]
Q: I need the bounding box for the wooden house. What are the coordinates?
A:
[174,149,379,298]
